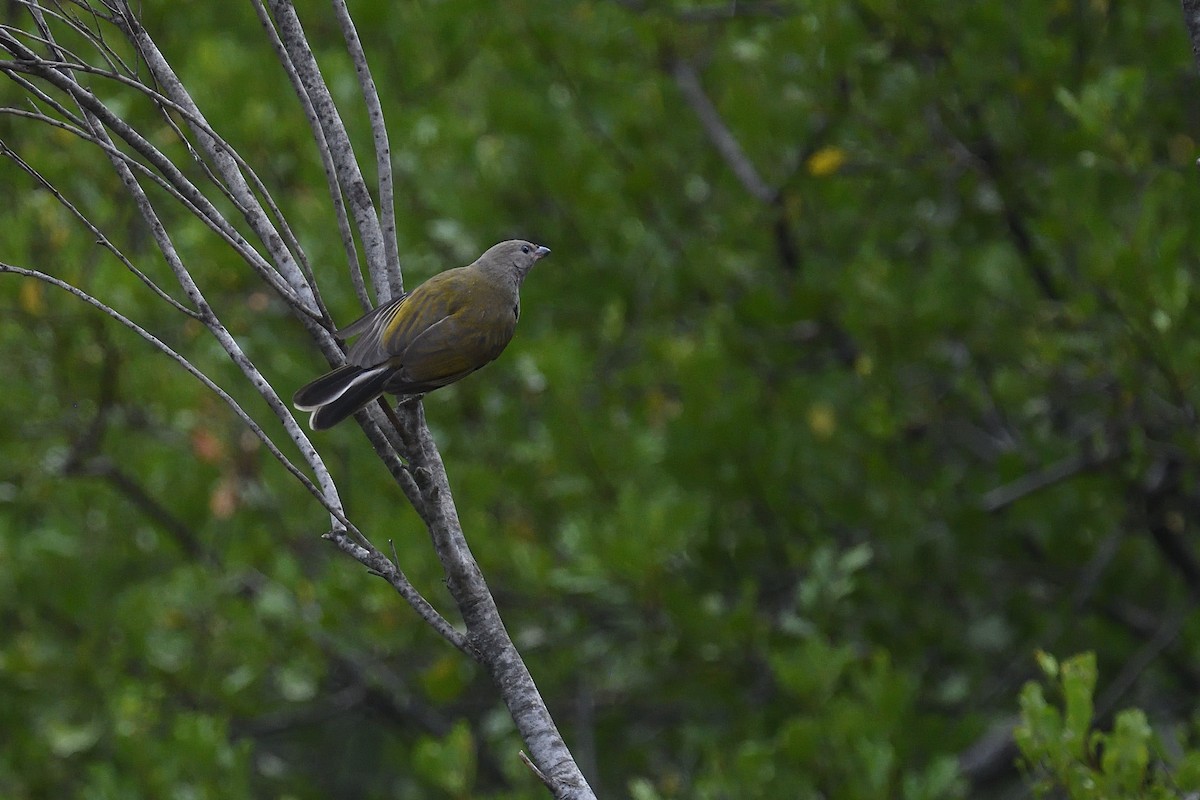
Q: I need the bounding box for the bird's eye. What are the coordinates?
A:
[521,245,531,254]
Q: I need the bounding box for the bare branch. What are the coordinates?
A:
[0,139,199,318]
[22,0,131,73]
[400,401,596,798]
[75,99,356,529]
[2,4,597,794]
[332,0,402,296]
[111,3,326,316]
[1181,0,1200,74]
[0,62,320,320]
[251,0,372,313]
[263,0,395,304]
[979,441,1119,513]
[4,258,459,645]
[0,41,311,312]
[325,528,468,653]
[672,58,776,203]
[0,263,342,523]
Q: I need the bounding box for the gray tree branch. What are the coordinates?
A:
[1,2,596,797]
[671,57,776,204]
[263,0,396,305]
[1181,0,1200,73]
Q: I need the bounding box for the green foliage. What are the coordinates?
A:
[3,0,1200,798]
[1016,652,1200,799]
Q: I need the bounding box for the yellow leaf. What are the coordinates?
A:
[19,280,45,316]
[807,146,847,177]
[808,403,837,439]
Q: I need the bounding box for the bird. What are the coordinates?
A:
[294,239,550,430]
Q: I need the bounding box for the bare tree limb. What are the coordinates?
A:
[110,6,325,316]
[979,443,1118,513]
[400,402,595,797]
[332,0,402,295]
[2,260,464,648]
[325,528,468,653]
[0,263,340,520]
[263,0,395,304]
[2,3,597,795]
[1181,0,1200,73]
[0,38,313,313]
[0,140,199,318]
[671,57,776,203]
[251,0,372,312]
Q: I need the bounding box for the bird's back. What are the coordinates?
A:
[355,264,518,393]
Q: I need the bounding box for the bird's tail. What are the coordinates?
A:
[292,364,392,430]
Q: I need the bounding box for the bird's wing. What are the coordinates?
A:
[392,305,517,388]
[343,271,468,367]
[350,268,479,369]
[339,295,410,367]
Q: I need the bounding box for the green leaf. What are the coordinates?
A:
[1101,709,1152,794]
[412,720,476,795]
[1060,653,1097,759]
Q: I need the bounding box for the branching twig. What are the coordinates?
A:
[2,3,597,795]
[0,263,342,522]
[263,0,395,305]
[251,0,371,313]
[325,528,467,653]
[332,0,402,297]
[111,7,325,316]
[0,42,312,313]
[0,140,199,318]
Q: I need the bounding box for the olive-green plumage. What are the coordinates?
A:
[294,240,549,430]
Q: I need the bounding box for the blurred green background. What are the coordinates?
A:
[3,1,1200,798]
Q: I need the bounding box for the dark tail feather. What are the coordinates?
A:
[293,364,392,430]
[293,365,362,409]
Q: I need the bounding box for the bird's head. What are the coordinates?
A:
[478,239,550,286]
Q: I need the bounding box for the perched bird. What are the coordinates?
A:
[294,240,550,430]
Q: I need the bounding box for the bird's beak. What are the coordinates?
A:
[533,245,551,260]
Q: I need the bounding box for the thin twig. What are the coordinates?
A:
[671,58,775,203]
[332,0,402,297]
[0,39,310,310]
[252,0,370,313]
[519,751,554,792]
[265,0,392,303]
[0,102,305,310]
[0,140,199,318]
[979,443,1119,512]
[325,528,468,653]
[0,263,347,525]
[76,100,357,539]
[112,5,324,315]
